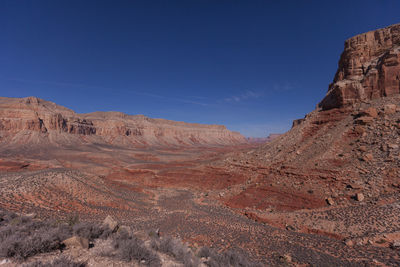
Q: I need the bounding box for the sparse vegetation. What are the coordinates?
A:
[0,210,71,260]
[112,230,161,266]
[0,209,262,266]
[198,246,262,267]
[0,210,109,261]
[72,221,112,241]
[23,256,86,267]
[151,236,199,267]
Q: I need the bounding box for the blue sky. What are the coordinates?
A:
[1,1,399,137]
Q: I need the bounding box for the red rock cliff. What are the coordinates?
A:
[0,96,247,147]
[319,23,400,110]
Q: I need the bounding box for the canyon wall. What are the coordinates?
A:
[319,23,400,110]
[0,96,246,147]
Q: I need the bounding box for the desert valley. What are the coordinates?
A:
[1,18,400,267]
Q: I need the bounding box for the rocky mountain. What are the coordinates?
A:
[1,23,400,267]
[0,96,246,148]
[320,23,400,110]
[219,22,400,213]
[246,134,281,144]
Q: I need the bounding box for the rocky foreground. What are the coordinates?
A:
[1,23,400,266]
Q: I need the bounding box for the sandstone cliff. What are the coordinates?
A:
[319,23,400,110]
[0,96,246,147]
[220,23,400,212]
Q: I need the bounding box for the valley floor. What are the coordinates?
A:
[0,145,400,266]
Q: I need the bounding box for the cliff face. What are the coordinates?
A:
[0,96,246,147]
[319,23,400,110]
[219,23,400,213]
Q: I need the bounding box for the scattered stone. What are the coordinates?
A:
[286,224,296,231]
[360,107,378,118]
[24,213,36,219]
[103,215,119,232]
[0,259,11,265]
[388,143,399,150]
[362,153,374,161]
[391,240,400,249]
[326,197,335,206]
[358,146,367,152]
[354,125,366,134]
[279,254,292,263]
[355,116,374,125]
[63,236,89,249]
[384,104,397,115]
[345,239,354,247]
[283,254,292,262]
[356,193,364,202]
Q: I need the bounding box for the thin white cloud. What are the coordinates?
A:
[6,78,209,106]
[224,90,261,103]
[272,82,295,92]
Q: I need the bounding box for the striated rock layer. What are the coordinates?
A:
[219,23,400,213]
[319,23,400,110]
[0,96,246,147]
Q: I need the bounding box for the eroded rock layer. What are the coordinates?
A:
[0,96,246,147]
[319,23,400,110]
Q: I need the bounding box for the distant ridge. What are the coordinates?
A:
[0,96,247,148]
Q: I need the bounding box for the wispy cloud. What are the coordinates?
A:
[272,82,295,92]
[224,90,261,103]
[136,92,209,106]
[5,78,209,106]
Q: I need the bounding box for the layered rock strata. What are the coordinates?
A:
[0,96,246,147]
[319,23,400,110]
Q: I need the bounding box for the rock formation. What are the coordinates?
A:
[247,134,281,144]
[220,23,400,213]
[319,23,400,110]
[0,96,246,147]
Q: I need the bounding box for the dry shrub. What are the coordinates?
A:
[112,231,161,266]
[22,255,86,267]
[0,210,72,260]
[72,222,111,240]
[151,236,199,267]
[198,246,262,267]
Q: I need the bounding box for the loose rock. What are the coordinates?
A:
[103,215,119,232]
[63,236,89,249]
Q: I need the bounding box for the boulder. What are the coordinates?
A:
[362,153,374,162]
[391,240,400,249]
[355,116,374,125]
[388,143,399,150]
[354,125,366,134]
[384,104,397,115]
[103,215,119,232]
[63,236,89,249]
[345,239,354,247]
[326,197,335,206]
[360,107,378,118]
[358,146,367,152]
[356,193,364,202]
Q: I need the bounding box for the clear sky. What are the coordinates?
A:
[1,1,399,137]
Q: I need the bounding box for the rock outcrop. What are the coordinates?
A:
[0,96,246,147]
[319,23,400,110]
[220,23,400,213]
